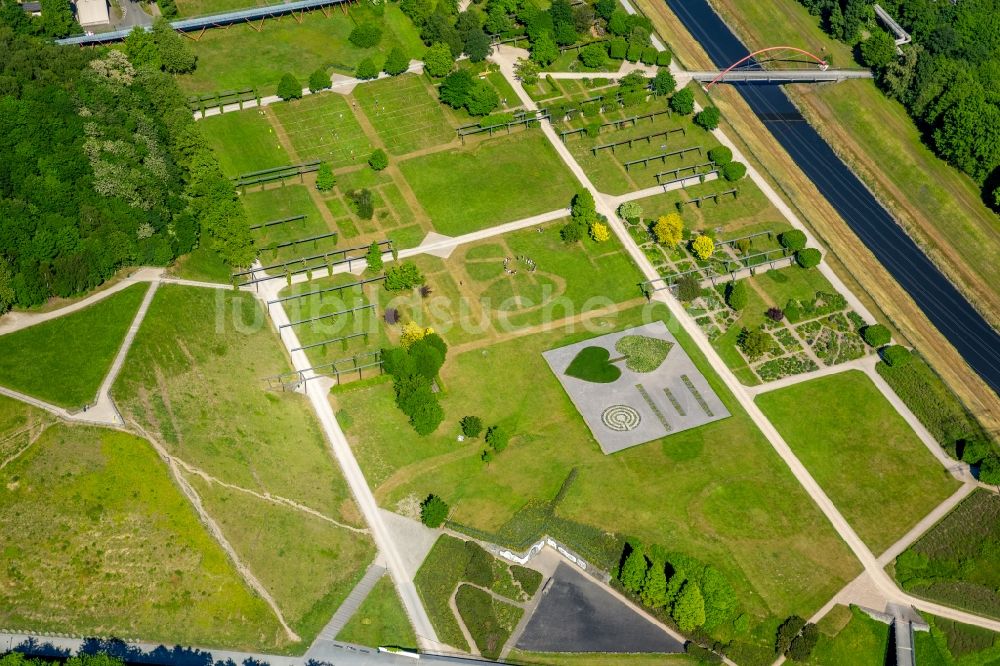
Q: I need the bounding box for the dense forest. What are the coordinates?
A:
[796,0,1000,209]
[0,15,252,312]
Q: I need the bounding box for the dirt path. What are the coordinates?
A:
[448,586,482,657]
[0,421,52,472]
[129,420,301,643]
[172,455,370,533]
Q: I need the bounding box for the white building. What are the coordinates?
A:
[75,0,110,27]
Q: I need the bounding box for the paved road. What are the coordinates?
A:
[255,276,444,652]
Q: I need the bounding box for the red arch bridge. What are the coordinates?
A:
[691,46,871,88]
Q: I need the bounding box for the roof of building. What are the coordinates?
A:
[21,1,42,11]
[75,0,109,26]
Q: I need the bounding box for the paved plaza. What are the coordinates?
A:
[543,321,729,453]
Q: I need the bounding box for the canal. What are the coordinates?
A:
[665,0,1000,395]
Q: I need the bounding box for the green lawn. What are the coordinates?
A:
[756,370,959,555]
[113,285,358,519]
[170,246,234,284]
[177,5,424,96]
[892,490,1000,620]
[353,74,454,155]
[407,221,644,346]
[804,605,890,666]
[277,273,388,368]
[200,110,290,177]
[0,284,147,409]
[242,185,337,264]
[559,99,713,195]
[270,92,374,168]
[187,475,375,644]
[632,176,776,233]
[398,132,578,236]
[0,418,285,650]
[176,0,280,18]
[754,264,837,307]
[336,574,417,649]
[335,303,861,651]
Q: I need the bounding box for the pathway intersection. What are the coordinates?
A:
[1,25,1000,665]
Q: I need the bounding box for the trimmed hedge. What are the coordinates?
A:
[511,565,543,595]
[413,535,473,651]
[721,161,747,181]
[778,229,806,251]
[455,584,524,660]
[861,323,891,347]
[795,248,821,268]
[708,145,733,165]
[881,344,911,367]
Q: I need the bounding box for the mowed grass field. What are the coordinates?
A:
[559,97,715,195]
[804,605,891,666]
[0,284,147,409]
[200,110,289,177]
[352,74,455,155]
[0,408,284,649]
[334,303,861,643]
[177,6,424,96]
[243,185,337,265]
[270,93,374,168]
[336,574,417,649]
[402,222,646,346]
[756,371,959,555]
[399,132,577,236]
[113,285,359,520]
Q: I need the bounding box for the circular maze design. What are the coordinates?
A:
[601,405,642,432]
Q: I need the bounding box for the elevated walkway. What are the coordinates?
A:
[688,69,872,84]
[56,0,349,45]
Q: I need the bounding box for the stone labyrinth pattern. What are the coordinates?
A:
[601,405,642,432]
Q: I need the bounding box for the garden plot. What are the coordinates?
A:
[270,92,374,168]
[554,97,713,195]
[543,321,729,454]
[243,185,337,265]
[353,74,455,155]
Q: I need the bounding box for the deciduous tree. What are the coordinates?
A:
[424,42,456,77]
[420,494,449,527]
[654,213,683,245]
[276,72,302,100]
[691,235,714,260]
[669,87,694,115]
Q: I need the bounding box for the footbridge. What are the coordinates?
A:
[689,68,871,84]
[696,45,871,87]
[55,0,350,45]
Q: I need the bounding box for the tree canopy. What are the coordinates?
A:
[0,27,251,311]
[796,0,1000,205]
